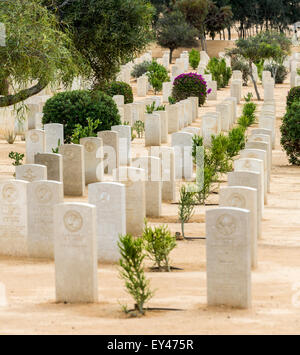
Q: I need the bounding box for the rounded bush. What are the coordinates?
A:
[172,73,209,106]
[42,90,121,143]
[264,64,288,84]
[131,61,151,78]
[287,86,300,108]
[103,81,134,104]
[280,101,300,166]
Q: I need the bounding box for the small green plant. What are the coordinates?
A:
[146,60,170,94]
[118,234,153,315]
[244,92,253,102]
[192,135,204,164]
[209,134,232,174]
[195,165,217,206]
[178,185,196,239]
[238,115,251,129]
[143,222,176,272]
[9,151,24,166]
[71,117,100,144]
[131,60,151,79]
[280,101,300,166]
[133,120,145,139]
[168,96,176,105]
[155,105,166,111]
[145,102,156,114]
[189,49,200,70]
[226,127,246,158]
[242,102,257,126]
[52,138,61,153]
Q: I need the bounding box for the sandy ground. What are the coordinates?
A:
[0,76,300,335]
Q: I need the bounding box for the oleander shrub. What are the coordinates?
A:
[280,102,300,166]
[43,90,121,143]
[189,49,200,70]
[286,86,300,108]
[264,64,288,84]
[172,73,209,106]
[131,60,151,79]
[103,81,134,104]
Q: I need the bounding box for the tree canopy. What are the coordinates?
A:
[0,0,83,107]
[45,0,155,87]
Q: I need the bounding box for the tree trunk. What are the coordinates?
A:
[0,79,47,107]
[249,61,261,101]
[227,27,231,40]
[169,48,174,64]
[0,78,9,96]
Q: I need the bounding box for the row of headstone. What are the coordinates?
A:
[259,101,276,149]
[289,53,300,88]
[206,107,274,308]
[231,71,243,104]
[216,96,238,133]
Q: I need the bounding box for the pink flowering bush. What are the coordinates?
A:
[172,73,211,106]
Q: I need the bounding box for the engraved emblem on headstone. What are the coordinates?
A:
[216,214,236,235]
[35,184,53,204]
[23,168,36,182]
[243,160,251,169]
[63,210,83,233]
[228,193,246,208]
[84,141,95,153]
[2,184,18,203]
[65,150,75,160]
[30,133,39,143]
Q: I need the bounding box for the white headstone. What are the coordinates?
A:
[59,144,85,196]
[220,187,258,269]
[35,153,63,182]
[113,167,146,236]
[111,125,132,166]
[54,202,98,303]
[145,114,161,147]
[26,129,45,164]
[206,207,251,309]
[88,182,126,262]
[0,180,29,256]
[44,124,64,154]
[98,131,119,174]
[80,137,104,184]
[28,181,64,258]
[171,132,193,180]
[15,164,47,182]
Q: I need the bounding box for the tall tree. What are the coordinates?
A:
[45,0,155,88]
[177,0,209,51]
[0,0,83,107]
[156,10,198,63]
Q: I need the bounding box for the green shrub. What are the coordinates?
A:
[244,92,253,102]
[280,102,300,166]
[71,117,100,144]
[227,127,246,158]
[189,49,200,70]
[172,73,209,106]
[206,58,232,89]
[42,90,121,143]
[238,115,251,129]
[146,60,170,94]
[131,61,151,78]
[103,81,134,104]
[209,134,232,174]
[145,102,156,114]
[118,234,153,315]
[242,102,257,126]
[133,120,145,138]
[178,185,196,239]
[287,86,300,108]
[264,64,288,84]
[232,58,250,86]
[143,222,176,272]
[9,151,24,166]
